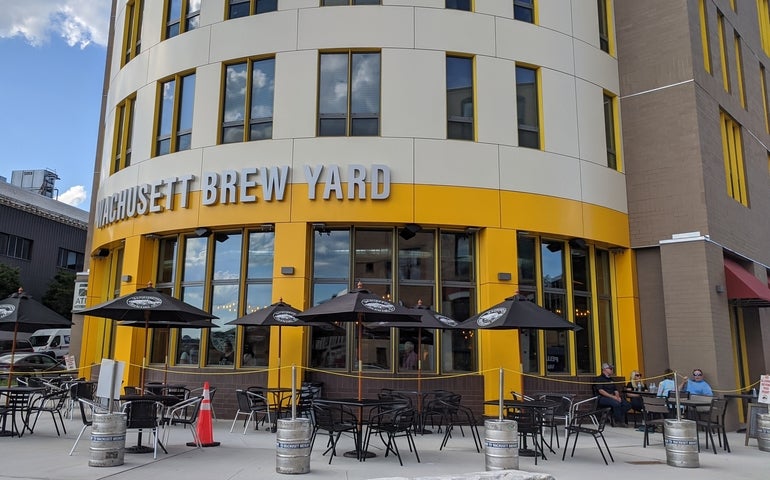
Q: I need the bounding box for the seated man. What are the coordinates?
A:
[594,362,632,427]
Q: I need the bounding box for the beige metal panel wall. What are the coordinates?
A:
[574,40,620,94]
[495,18,575,75]
[541,69,580,158]
[209,11,299,62]
[498,147,582,202]
[413,139,500,188]
[570,0,603,52]
[539,0,574,35]
[579,161,628,213]
[381,49,446,140]
[574,78,606,167]
[273,50,318,140]
[298,6,415,50]
[147,28,212,82]
[191,63,221,149]
[414,8,496,55]
[475,0,513,17]
[476,55,517,146]
[201,140,294,179]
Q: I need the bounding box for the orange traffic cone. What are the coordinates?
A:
[188,381,220,447]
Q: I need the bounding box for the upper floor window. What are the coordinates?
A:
[322,0,380,5]
[603,93,619,170]
[758,0,770,57]
[165,0,200,39]
[721,110,748,206]
[57,248,84,271]
[717,11,730,93]
[446,56,474,141]
[222,58,275,143]
[516,66,540,149]
[734,33,746,108]
[446,0,471,10]
[319,52,380,136]
[514,0,534,22]
[761,64,770,134]
[228,0,277,18]
[122,0,143,66]
[112,96,136,173]
[156,72,196,156]
[597,0,610,53]
[698,0,712,74]
[0,233,32,260]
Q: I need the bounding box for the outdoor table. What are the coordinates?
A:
[120,394,178,454]
[724,393,758,433]
[392,389,432,433]
[484,398,558,458]
[315,398,400,461]
[264,387,293,432]
[677,396,713,421]
[0,386,45,437]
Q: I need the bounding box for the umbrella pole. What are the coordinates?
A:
[417,327,423,413]
[277,326,282,390]
[499,367,504,421]
[6,323,19,387]
[357,314,363,401]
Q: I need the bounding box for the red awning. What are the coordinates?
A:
[724,258,770,307]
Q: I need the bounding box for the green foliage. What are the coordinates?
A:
[42,270,77,320]
[0,263,21,299]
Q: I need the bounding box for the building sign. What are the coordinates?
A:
[95,164,391,228]
[72,281,87,311]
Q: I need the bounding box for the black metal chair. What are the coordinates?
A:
[0,390,34,437]
[68,398,104,455]
[190,385,217,421]
[538,393,575,448]
[162,395,203,447]
[27,386,69,436]
[641,396,670,447]
[164,385,191,401]
[506,405,545,464]
[363,407,420,466]
[122,399,166,459]
[66,380,96,420]
[562,407,614,465]
[230,389,271,434]
[695,397,730,454]
[310,401,359,464]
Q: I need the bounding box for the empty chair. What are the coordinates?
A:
[190,385,217,421]
[162,395,203,448]
[230,389,271,434]
[69,398,104,455]
[122,399,166,459]
[538,394,574,448]
[563,407,614,465]
[1,390,34,437]
[641,396,671,447]
[363,407,420,466]
[506,405,545,464]
[27,386,69,436]
[310,401,358,464]
[67,380,96,420]
[695,397,730,454]
[164,385,191,401]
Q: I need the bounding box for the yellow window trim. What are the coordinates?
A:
[699,0,712,74]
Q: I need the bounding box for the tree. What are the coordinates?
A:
[0,263,21,299]
[42,270,76,320]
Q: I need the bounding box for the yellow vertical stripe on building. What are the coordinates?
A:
[733,122,747,206]
[735,35,745,109]
[759,0,770,56]
[720,112,733,199]
[762,66,770,134]
[699,0,712,74]
[717,12,730,93]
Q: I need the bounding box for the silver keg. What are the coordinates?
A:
[89,413,127,467]
[276,418,312,474]
[484,419,519,471]
[758,414,770,452]
[664,419,699,468]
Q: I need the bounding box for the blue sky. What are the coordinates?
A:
[0,1,111,211]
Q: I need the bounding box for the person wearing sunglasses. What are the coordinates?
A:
[681,369,713,396]
[594,362,632,426]
[624,370,647,413]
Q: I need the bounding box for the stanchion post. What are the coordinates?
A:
[291,364,296,420]
[498,367,504,421]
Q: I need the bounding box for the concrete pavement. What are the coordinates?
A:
[1,412,767,480]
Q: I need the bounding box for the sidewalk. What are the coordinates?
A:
[0,413,767,480]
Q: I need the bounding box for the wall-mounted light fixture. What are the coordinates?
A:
[260,223,275,232]
[280,266,295,276]
[498,272,512,281]
[608,247,625,255]
[194,227,211,237]
[121,275,132,283]
[568,238,587,250]
[312,223,329,235]
[93,248,109,258]
[399,223,422,240]
[715,285,725,294]
[214,233,229,243]
[465,227,481,235]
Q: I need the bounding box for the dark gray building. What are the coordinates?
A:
[0,180,88,301]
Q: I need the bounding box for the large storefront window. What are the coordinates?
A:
[518,234,539,373]
[309,227,477,374]
[242,231,275,366]
[206,233,241,366]
[595,249,615,366]
[177,236,207,364]
[572,243,594,373]
[542,239,568,374]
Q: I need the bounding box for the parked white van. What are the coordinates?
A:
[29,328,70,359]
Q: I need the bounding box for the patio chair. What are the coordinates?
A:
[363,407,420,466]
[27,386,69,436]
[190,385,217,421]
[537,393,574,448]
[230,389,271,434]
[695,397,730,454]
[122,399,167,459]
[562,407,614,465]
[641,396,670,447]
[161,395,203,447]
[506,405,545,464]
[310,401,359,464]
[68,398,105,455]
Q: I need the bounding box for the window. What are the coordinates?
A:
[446,56,474,141]
[717,11,730,93]
[222,58,275,143]
[761,64,770,134]
[603,93,619,170]
[164,0,200,39]
[699,0,712,74]
[57,248,84,271]
[318,52,380,136]
[228,0,277,18]
[122,0,143,65]
[156,72,196,156]
[595,249,614,368]
[518,235,538,373]
[207,233,242,366]
[597,0,610,53]
[759,0,770,57]
[322,0,380,5]
[514,0,534,22]
[721,110,748,206]
[308,227,477,373]
[516,66,540,149]
[0,233,32,260]
[242,231,275,367]
[542,240,569,374]
[734,33,746,108]
[112,96,136,173]
[570,242,593,374]
[446,0,471,10]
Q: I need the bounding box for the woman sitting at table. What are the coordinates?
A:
[624,370,647,412]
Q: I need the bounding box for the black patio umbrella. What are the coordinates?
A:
[0,289,72,385]
[295,284,422,400]
[458,294,580,419]
[77,287,217,390]
[225,299,307,389]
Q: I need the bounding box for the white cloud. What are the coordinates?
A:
[58,185,87,207]
[0,0,110,48]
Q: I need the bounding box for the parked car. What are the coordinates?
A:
[0,339,34,357]
[29,328,71,359]
[0,352,66,375]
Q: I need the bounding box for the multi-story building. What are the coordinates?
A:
[0,180,88,301]
[79,0,641,413]
[617,0,770,415]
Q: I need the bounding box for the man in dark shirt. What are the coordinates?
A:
[594,362,631,426]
